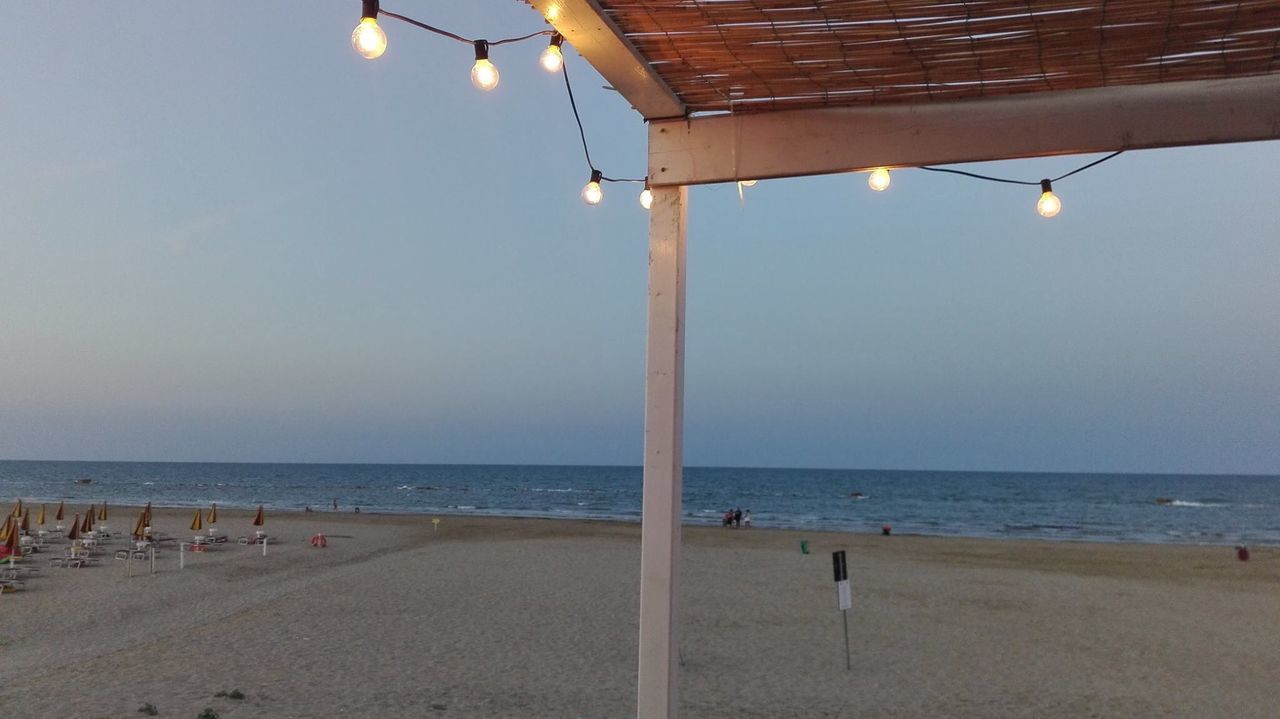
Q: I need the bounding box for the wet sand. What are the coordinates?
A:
[1,508,1277,718]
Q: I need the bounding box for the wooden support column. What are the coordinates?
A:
[637,184,688,719]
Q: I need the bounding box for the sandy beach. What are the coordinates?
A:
[1,508,1277,718]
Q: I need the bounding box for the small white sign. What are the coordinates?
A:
[836,579,852,611]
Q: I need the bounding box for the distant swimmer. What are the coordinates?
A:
[1154,497,1173,505]
[849,492,867,500]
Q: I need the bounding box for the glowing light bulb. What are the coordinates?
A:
[582,170,604,206]
[867,167,891,192]
[1036,179,1061,218]
[471,41,499,91]
[352,17,387,60]
[639,186,653,210]
[540,34,564,73]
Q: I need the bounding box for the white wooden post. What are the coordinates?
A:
[637,184,688,719]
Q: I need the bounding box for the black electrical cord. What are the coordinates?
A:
[919,151,1123,185]
[379,9,552,46]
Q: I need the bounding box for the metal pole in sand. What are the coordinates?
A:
[842,608,851,671]
[180,543,185,570]
[149,545,156,575]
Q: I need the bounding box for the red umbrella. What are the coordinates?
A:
[66,515,82,541]
[55,500,65,521]
[20,510,30,534]
[80,509,93,533]
[252,505,265,527]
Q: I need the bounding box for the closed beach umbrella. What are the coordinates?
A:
[11,499,22,517]
[143,502,152,527]
[37,504,46,526]
[98,503,108,521]
[131,511,147,540]
[66,515,81,540]
[1,519,17,559]
[252,505,264,527]
[190,509,203,531]
[55,501,65,521]
[207,503,218,524]
[20,510,30,534]
[0,517,12,542]
[80,510,93,533]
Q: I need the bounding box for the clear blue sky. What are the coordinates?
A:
[2,2,1277,474]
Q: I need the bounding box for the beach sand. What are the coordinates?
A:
[1,508,1277,718]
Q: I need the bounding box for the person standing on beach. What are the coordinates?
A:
[743,510,752,528]
[332,498,338,511]
[733,508,742,528]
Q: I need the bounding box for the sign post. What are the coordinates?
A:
[832,550,852,670]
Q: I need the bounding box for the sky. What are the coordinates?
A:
[1,2,1278,474]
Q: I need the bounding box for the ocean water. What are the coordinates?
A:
[1,460,1276,546]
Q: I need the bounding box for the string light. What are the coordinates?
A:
[352,0,387,60]
[867,168,891,192]
[1036,179,1062,218]
[540,33,565,73]
[351,6,1118,217]
[583,170,604,205]
[471,40,499,91]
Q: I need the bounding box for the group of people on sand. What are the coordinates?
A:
[721,508,751,528]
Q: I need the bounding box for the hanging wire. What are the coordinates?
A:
[560,61,644,183]
[1049,150,1124,182]
[562,61,596,173]
[919,151,1124,185]
[378,6,642,185]
[490,30,555,47]
[379,9,552,46]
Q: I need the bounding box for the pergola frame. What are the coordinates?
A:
[524,1,1280,716]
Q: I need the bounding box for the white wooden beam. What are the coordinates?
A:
[525,0,685,120]
[648,75,1280,186]
[637,184,688,719]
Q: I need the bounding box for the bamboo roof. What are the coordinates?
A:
[577,0,1280,114]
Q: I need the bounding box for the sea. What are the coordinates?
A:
[1,460,1277,546]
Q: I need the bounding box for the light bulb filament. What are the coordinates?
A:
[1036,178,1062,218]
[868,167,891,191]
[582,170,604,205]
[351,1,387,61]
[540,33,565,73]
[471,40,500,91]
